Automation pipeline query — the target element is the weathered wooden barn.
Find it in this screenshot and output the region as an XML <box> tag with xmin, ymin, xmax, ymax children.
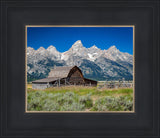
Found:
<box><xmin>32</xmin><ymin>66</ymin><xmax>97</xmax><ymax>89</ymax></box>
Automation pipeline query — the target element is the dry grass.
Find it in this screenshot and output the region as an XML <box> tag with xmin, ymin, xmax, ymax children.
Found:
<box><xmin>27</xmin><ymin>84</ymin><xmax>32</xmax><ymax>89</ymax></box>
<box><xmin>27</xmin><ymin>84</ymin><xmax>133</xmax><ymax>98</ymax></box>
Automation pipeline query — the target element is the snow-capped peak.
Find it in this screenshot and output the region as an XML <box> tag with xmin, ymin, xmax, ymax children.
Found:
<box><xmin>27</xmin><ymin>47</ymin><xmax>35</xmax><ymax>55</ymax></box>
<box><xmin>47</xmin><ymin>45</ymin><xmax>57</xmax><ymax>51</ymax></box>
<box><xmin>27</xmin><ymin>41</ymin><xmax>133</xmax><ymax>65</ymax></box>
<box><xmin>87</xmin><ymin>45</ymin><xmax>102</xmax><ymax>56</ymax></box>
<box><xmin>36</xmin><ymin>47</ymin><xmax>46</xmax><ymax>54</ymax></box>
<box><xmin>71</xmin><ymin>40</ymin><xmax>83</xmax><ymax>49</ymax></box>
<box><xmin>27</xmin><ymin>47</ymin><xmax>35</xmax><ymax>51</ymax></box>
<box><xmin>102</xmin><ymin>45</ymin><xmax>133</xmax><ymax>64</ymax></box>
<box><xmin>46</xmin><ymin>45</ymin><xmax>61</xmax><ymax>60</ymax></box>
<box><xmin>90</xmin><ymin>45</ymin><xmax>98</xmax><ymax>49</ymax></box>
<box><xmin>37</xmin><ymin>47</ymin><xmax>45</xmax><ymax>51</ymax></box>
<box><xmin>107</xmin><ymin>45</ymin><xmax>119</xmax><ymax>51</ymax></box>
<box><xmin>27</xmin><ymin>47</ymin><xmax>34</xmax><ymax>50</ymax></box>
<box><xmin>74</xmin><ymin>40</ymin><xmax>82</xmax><ymax>44</ymax></box>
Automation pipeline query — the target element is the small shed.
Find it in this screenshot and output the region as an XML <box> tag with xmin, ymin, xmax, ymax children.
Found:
<box><xmin>32</xmin><ymin>66</ymin><xmax>97</xmax><ymax>89</ymax></box>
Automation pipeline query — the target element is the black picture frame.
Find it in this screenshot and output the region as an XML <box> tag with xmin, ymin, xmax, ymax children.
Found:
<box><xmin>0</xmin><ymin>0</ymin><xmax>159</xmax><ymax>137</ymax></box>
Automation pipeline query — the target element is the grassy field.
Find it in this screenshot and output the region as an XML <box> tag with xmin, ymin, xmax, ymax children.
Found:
<box><xmin>27</xmin><ymin>84</ymin><xmax>133</xmax><ymax>112</ymax></box>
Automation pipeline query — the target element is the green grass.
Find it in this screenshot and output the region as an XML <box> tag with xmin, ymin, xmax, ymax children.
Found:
<box><xmin>27</xmin><ymin>85</ymin><xmax>133</xmax><ymax>111</ymax></box>
<box><xmin>27</xmin><ymin>85</ymin><xmax>132</xmax><ymax>96</ymax></box>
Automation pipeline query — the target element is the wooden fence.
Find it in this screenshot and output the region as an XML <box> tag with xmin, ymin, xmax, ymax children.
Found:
<box><xmin>98</xmin><ymin>80</ymin><xmax>133</xmax><ymax>89</ymax></box>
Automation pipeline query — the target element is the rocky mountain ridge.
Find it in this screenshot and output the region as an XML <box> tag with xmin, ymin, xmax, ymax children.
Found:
<box><xmin>27</xmin><ymin>40</ymin><xmax>133</xmax><ymax>82</ymax></box>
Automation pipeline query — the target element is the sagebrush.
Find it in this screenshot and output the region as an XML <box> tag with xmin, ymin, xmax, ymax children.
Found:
<box><xmin>27</xmin><ymin>90</ymin><xmax>133</xmax><ymax>111</ymax></box>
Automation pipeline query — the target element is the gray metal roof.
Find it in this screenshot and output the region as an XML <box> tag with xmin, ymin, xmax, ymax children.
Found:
<box><xmin>32</xmin><ymin>77</ymin><xmax>63</xmax><ymax>83</ymax></box>
<box><xmin>84</xmin><ymin>78</ymin><xmax>97</xmax><ymax>82</ymax></box>
<box><xmin>48</xmin><ymin>66</ymin><xmax>76</xmax><ymax>78</ymax></box>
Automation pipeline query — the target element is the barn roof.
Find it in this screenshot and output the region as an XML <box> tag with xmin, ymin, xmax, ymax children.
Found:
<box><xmin>48</xmin><ymin>66</ymin><xmax>79</xmax><ymax>78</ymax></box>
<box><xmin>32</xmin><ymin>77</ymin><xmax>61</xmax><ymax>83</ymax></box>
<box><xmin>32</xmin><ymin>66</ymin><xmax>97</xmax><ymax>84</ymax></box>
<box><xmin>84</xmin><ymin>78</ymin><xmax>97</xmax><ymax>83</ymax></box>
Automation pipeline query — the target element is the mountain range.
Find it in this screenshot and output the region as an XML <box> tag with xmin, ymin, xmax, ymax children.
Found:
<box><xmin>27</xmin><ymin>40</ymin><xmax>133</xmax><ymax>82</ymax></box>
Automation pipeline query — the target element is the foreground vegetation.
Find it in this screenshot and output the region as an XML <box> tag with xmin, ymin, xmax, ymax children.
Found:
<box><xmin>27</xmin><ymin>85</ymin><xmax>133</xmax><ymax>111</ymax></box>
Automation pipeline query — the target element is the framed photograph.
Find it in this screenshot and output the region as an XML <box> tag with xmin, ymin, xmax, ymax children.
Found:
<box><xmin>26</xmin><ymin>25</ymin><xmax>135</xmax><ymax>113</ymax></box>
<box><xmin>1</xmin><ymin>0</ymin><xmax>159</xmax><ymax>137</ymax></box>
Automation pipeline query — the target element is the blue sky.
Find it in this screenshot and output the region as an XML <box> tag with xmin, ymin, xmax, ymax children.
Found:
<box><xmin>27</xmin><ymin>27</ymin><xmax>133</xmax><ymax>55</ymax></box>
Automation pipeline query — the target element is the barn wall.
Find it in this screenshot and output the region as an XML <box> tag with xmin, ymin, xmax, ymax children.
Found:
<box><xmin>32</xmin><ymin>83</ymin><xmax>53</xmax><ymax>89</ymax></box>
<box><xmin>84</xmin><ymin>79</ymin><xmax>97</xmax><ymax>86</ymax></box>
<box><xmin>69</xmin><ymin>70</ymin><xmax>84</xmax><ymax>85</ymax></box>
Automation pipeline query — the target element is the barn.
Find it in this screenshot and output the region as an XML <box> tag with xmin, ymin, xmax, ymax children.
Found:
<box><xmin>32</xmin><ymin>66</ymin><xmax>97</xmax><ymax>89</ymax></box>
